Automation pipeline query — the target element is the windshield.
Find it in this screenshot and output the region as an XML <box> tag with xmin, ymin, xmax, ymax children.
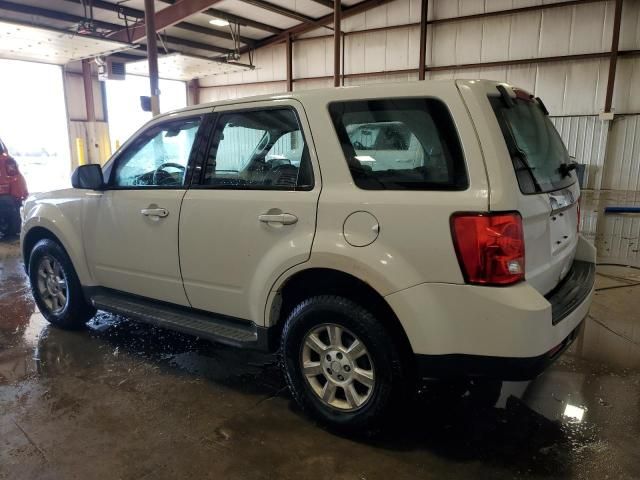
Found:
<box><xmin>0</xmin><ymin>138</ymin><xmax>6</xmax><ymax>155</ymax></box>
<box><xmin>489</xmin><ymin>94</ymin><xmax>575</xmax><ymax>194</ymax></box>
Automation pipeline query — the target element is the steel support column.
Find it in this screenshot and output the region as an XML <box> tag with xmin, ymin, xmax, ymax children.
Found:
<box><xmin>144</xmin><ymin>0</ymin><xmax>161</xmax><ymax>115</ymax></box>
<box><xmin>604</xmin><ymin>0</ymin><xmax>623</xmax><ymax>113</ymax></box>
<box><xmin>188</xmin><ymin>79</ymin><xmax>200</xmax><ymax>106</ymax></box>
<box><xmin>286</xmin><ymin>33</ymin><xmax>293</xmax><ymax>92</ymax></box>
<box><xmin>333</xmin><ymin>0</ymin><xmax>341</xmax><ymax>87</ymax></box>
<box><xmin>81</xmin><ymin>59</ymin><xmax>96</xmax><ymax>122</ymax></box>
<box><xmin>418</xmin><ymin>0</ymin><xmax>427</xmax><ymax>80</ymax></box>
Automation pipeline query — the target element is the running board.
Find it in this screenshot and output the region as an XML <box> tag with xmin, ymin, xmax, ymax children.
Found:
<box><xmin>87</xmin><ymin>288</ymin><xmax>269</xmax><ymax>350</ymax></box>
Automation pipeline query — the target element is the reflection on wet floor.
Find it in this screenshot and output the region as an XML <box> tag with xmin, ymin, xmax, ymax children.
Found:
<box><xmin>1</xmin><ymin>190</ymin><xmax>639</xmax><ymax>479</ymax></box>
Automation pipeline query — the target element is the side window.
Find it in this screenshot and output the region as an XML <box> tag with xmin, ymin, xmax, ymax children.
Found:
<box><xmin>113</xmin><ymin>117</ymin><xmax>201</xmax><ymax>187</ymax></box>
<box><xmin>202</xmin><ymin>108</ymin><xmax>313</xmax><ymax>190</ymax></box>
<box><xmin>329</xmin><ymin>99</ymin><xmax>467</xmax><ymax>191</ymax></box>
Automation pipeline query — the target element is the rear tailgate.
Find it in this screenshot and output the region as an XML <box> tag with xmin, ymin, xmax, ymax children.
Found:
<box><xmin>457</xmin><ymin>80</ymin><xmax>580</xmax><ymax>295</ymax></box>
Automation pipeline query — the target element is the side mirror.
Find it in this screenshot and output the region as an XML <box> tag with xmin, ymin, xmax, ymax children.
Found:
<box><xmin>71</xmin><ymin>164</ymin><xmax>104</xmax><ymax>190</ymax></box>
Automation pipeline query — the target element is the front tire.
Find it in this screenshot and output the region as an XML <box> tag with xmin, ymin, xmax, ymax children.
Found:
<box><xmin>28</xmin><ymin>239</ymin><xmax>96</xmax><ymax>329</ymax></box>
<box><xmin>281</xmin><ymin>295</ymin><xmax>410</xmax><ymax>431</ymax></box>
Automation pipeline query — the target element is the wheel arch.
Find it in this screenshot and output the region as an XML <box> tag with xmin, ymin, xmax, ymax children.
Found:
<box><xmin>21</xmin><ymin>221</ymin><xmax>92</xmax><ymax>286</ymax></box>
<box><xmin>268</xmin><ymin>267</ymin><xmax>414</xmax><ymax>359</ymax></box>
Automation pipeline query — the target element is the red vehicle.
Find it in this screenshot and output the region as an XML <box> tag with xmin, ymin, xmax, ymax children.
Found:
<box><xmin>0</xmin><ymin>137</ymin><xmax>28</xmax><ymax>237</ymax></box>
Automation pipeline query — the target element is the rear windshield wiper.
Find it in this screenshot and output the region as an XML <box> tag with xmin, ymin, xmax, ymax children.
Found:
<box><xmin>558</xmin><ymin>161</ymin><xmax>577</xmax><ymax>178</ymax></box>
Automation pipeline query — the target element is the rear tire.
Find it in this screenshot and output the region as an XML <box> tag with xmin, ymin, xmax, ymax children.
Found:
<box><xmin>28</xmin><ymin>239</ymin><xmax>96</xmax><ymax>329</ymax></box>
<box><xmin>281</xmin><ymin>295</ymin><xmax>411</xmax><ymax>432</ymax></box>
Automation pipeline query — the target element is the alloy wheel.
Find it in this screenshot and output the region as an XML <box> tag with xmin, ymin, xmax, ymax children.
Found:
<box><xmin>36</xmin><ymin>255</ymin><xmax>69</xmax><ymax>314</ymax></box>
<box><xmin>300</xmin><ymin>323</ymin><xmax>375</xmax><ymax>411</ymax></box>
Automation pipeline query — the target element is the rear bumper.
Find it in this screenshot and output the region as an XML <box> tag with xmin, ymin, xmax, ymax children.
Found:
<box><xmin>415</xmin><ymin>321</ymin><xmax>583</xmax><ymax>381</ymax></box>
<box><xmin>385</xmin><ymin>235</ymin><xmax>596</xmax><ymax>381</ymax></box>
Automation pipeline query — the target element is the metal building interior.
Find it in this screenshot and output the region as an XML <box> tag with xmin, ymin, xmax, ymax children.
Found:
<box><xmin>0</xmin><ymin>0</ymin><xmax>640</xmax><ymax>478</ymax></box>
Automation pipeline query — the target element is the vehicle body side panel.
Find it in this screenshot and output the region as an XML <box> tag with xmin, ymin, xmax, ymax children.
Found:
<box><xmin>179</xmin><ymin>99</ymin><xmax>322</xmax><ymax>324</ymax></box>
<box><xmin>265</xmin><ymin>82</ymin><xmax>490</xmax><ymax>325</ymax></box>
<box><xmin>21</xmin><ymin>190</ymin><xmax>95</xmax><ymax>286</ymax></box>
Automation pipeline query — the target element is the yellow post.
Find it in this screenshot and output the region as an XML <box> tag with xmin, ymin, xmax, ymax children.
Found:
<box><xmin>75</xmin><ymin>137</ymin><xmax>87</xmax><ymax>166</ymax></box>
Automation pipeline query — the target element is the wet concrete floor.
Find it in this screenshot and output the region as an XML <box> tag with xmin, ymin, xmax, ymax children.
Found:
<box><xmin>1</xmin><ymin>190</ymin><xmax>640</xmax><ymax>479</ymax></box>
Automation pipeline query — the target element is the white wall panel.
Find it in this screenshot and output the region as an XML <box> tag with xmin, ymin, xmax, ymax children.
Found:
<box><xmin>570</xmin><ymin>2</ymin><xmax>609</xmax><ymax>54</ymax></box>
<box><xmin>199</xmin><ymin>82</ymin><xmax>286</xmax><ymax>103</ymax></box>
<box><xmin>431</xmin><ymin>22</ymin><xmax>457</xmax><ymax>66</ymax></box>
<box><xmin>364</xmin><ymin>31</ymin><xmax>387</xmax><ymax>72</ymax></box>
<box><xmin>508</xmin><ymin>11</ymin><xmax>542</xmax><ymax>59</ymax></box>
<box><xmin>197</xmin><ymin>0</ymin><xmax>632</xmax><ymax>119</ymax></box>
<box><xmin>563</xmin><ymin>59</ymin><xmax>607</xmax><ymax>115</ymax></box>
<box><xmin>459</xmin><ymin>0</ymin><xmax>485</xmax><ymax>16</ymax></box>
<box><xmin>294</xmin><ymin>77</ymin><xmax>333</xmax><ymax>91</ymax></box>
<box><xmin>538</xmin><ymin>6</ymin><xmax>572</xmax><ymax>56</ymax></box>
<box><xmin>505</xmin><ymin>64</ymin><xmax>537</xmax><ymax>92</ymax></box>
<box><xmin>345</xmin><ymin>34</ymin><xmax>366</xmax><ymax>73</ymax></box>
<box><xmin>385</xmin><ymin>29</ymin><xmax>410</xmax><ymax>70</ymax></box>
<box><xmin>619</xmin><ymin>0</ymin><xmax>640</xmax><ymax>50</ymax></box>
<box><xmin>603</xmin><ymin>115</ymin><xmax>640</xmax><ymax>191</ymax></box>
<box><xmin>481</xmin><ymin>16</ymin><xmax>511</xmax><ymax>62</ymax></box>
<box><xmin>455</xmin><ymin>20</ymin><xmax>482</xmax><ymax>64</ymax></box>
<box><xmin>486</xmin><ymin>0</ymin><xmax>517</xmax><ymax>12</ymax></box>
<box><xmin>345</xmin><ymin>71</ymin><xmax>419</xmax><ymax>85</ymax></box>
<box><xmin>551</xmin><ymin>116</ymin><xmax>609</xmax><ymax>190</ymax></box>
<box><xmin>613</xmin><ymin>57</ymin><xmax>640</xmax><ymax>114</ymax></box>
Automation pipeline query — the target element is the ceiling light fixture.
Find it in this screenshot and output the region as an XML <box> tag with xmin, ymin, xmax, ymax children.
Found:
<box><xmin>209</xmin><ymin>18</ymin><xmax>229</xmax><ymax>27</ymax></box>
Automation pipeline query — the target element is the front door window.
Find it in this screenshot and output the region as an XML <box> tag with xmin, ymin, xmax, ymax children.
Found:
<box><xmin>113</xmin><ymin>118</ymin><xmax>201</xmax><ymax>187</ymax></box>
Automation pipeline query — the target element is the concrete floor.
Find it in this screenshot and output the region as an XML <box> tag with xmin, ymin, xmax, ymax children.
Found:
<box><xmin>1</xmin><ymin>190</ymin><xmax>639</xmax><ymax>479</ymax></box>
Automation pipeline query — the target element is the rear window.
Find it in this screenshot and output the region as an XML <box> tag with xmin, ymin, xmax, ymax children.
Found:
<box><xmin>328</xmin><ymin>99</ymin><xmax>468</xmax><ymax>190</ymax></box>
<box><xmin>489</xmin><ymin>93</ymin><xmax>575</xmax><ymax>194</ymax></box>
<box><xmin>0</xmin><ymin>138</ymin><xmax>6</xmax><ymax>155</ymax></box>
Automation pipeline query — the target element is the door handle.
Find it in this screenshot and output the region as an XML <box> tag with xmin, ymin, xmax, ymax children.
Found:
<box><xmin>258</xmin><ymin>213</ymin><xmax>298</xmax><ymax>225</ymax></box>
<box><xmin>141</xmin><ymin>208</ymin><xmax>169</xmax><ymax>218</ymax></box>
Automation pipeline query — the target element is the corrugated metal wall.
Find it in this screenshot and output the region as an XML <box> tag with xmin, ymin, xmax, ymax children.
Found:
<box><xmin>603</xmin><ymin>115</ymin><xmax>640</xmax><ymax>190</ymax></box>
<box><xmin>197</xmin><ymin>0</ymin><xmax>640</xmax><ymax>191</ymax></box>
<box><xmin>551</xmin><ymin>116</ymin><xmax>609</xmax><ymax>190</ymax></box>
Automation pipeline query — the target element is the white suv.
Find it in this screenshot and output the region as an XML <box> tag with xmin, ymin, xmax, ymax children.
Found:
<box><xmin>21</xmin><ymin>80</ymin><xmax>595</xmax><ymax>430</ymax></box>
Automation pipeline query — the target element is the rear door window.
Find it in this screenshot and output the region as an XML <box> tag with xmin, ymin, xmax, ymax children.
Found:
<box><xmin>488</xmin><ymin>93</ymin><xmax>575</xmax><ymax>194</ymax></box>
<box><xmin>328</xmin><ymin>98</ymin><xmax>467</xmax><ymax>190</ymax></box>
<box><xmin>201</xmin><ymin>108</ymin><xmax>313</xmax><ymax>190</ymax></box>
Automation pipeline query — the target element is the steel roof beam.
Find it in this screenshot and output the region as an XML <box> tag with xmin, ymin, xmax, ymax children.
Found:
<box><xmin>0</xmin><ymin>1</ymin><xmax>231</xmax><ymax>55</ymax></box>
<box><xmin>107</xmin><ymin>0</ymin><xmax>225</xmax><ymax>43</ymax></box>
<box><xmin>157</xmin><ymin>0</ymin><xmax>283</xmax><ymax>34</ymax></box>
<box><xmin>249</xmin><ymin>0</ymin><xmax>393</xmax><ymax>52</ymax></box>
<box><xmin>307</xmin><ymin>0</ymin><xmax>335</xmax><ymax>8</ymax></box>
<box><xmin>61</xmin><ymin>0</ymin><xmax>255</xmax><ymax>45</ymax></box>
<box><xmin>237</xmin><ymin>0</ymin><xmax>317</xmax><ymax>24</ymax></box>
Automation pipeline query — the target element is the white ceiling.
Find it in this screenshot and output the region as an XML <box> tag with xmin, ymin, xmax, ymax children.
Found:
<box><xmin>0</xmin><ymin>20</ymin><xmax>133</xmax><ymax>65</ymax></box>
<box><xmin>125</xmin><ymin>52</ymin><xmax>253</xmax><ymax>80</ymax></box>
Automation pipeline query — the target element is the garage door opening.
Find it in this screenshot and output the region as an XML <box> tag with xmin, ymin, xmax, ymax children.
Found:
<box><xmin>105</xmin><ymin>75</ymin><xmax>187</xmax><ymax>153</ymax></box>
<box><xmin>0</xmin><ymin>59</ymin><xmax>71</xmax><ymax>194</ymax></box>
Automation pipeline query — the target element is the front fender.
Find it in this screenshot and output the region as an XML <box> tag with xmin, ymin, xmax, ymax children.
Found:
<box><xmin>21</xmin><ymin>195</ymin><xmax>94</xmax><ymax>286</ymax></box>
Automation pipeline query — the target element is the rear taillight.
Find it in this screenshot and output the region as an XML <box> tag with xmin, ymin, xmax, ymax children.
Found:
<box><xmin>4</xmin><ymin>158</ymin><xmax>19</xmax><ymax>176</ymax></box>
<box><xmin>576</xmin><ymin>200</ymin><xmax>581</xmax><ymax>233</ymax></box>
<box><xmin>451</xmin><ymin>212</ymin><xmax>525</xmax><ymax>286</ymax></box>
